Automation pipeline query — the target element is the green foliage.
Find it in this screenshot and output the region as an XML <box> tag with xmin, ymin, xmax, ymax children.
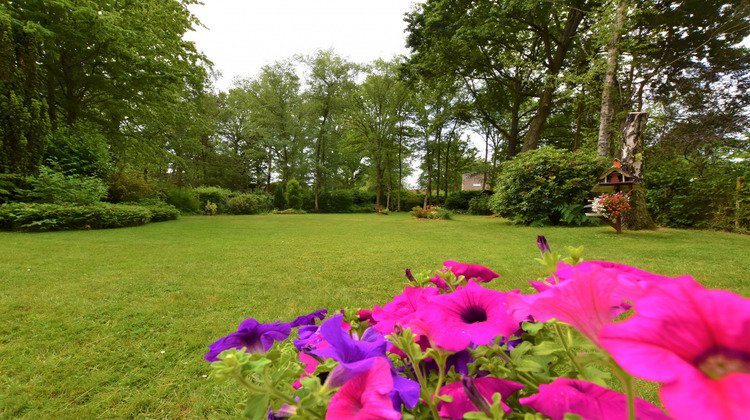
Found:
<box><xmin>490</xmin><ymin>148</ymin><xmax>605</xmax><ymax>225</ymax></box>
<box><xmin>204</xmin><ymin>201</ymin><xmax>218</xmax><ymax>216</ymax></box>
<box><xmin>468</xmin><ymin>194</ymin><xmax>493</xmax><ymax>215</ymax></box>
<box><xmin>444</xmin><ymin>190</ymin><xmax>484</xmax><ymax>211</ymax></box>
<box><xmin>0</xmin><ymin>13</ymin><xmax>50</xmax><ymax>176</ymax></box>
<box><xmin>272</xmin><ymin>185</ymin><xmax>287</xmax><ymax>211</ymax></box>
<box><xmin>106</xmin><ymin>171</ymin><xmax>159</xmax><ymax>203</ymax></box>
<box><xmin>286</xmin><ymin>179</ymin><xmax>304</xmax><ymax>210</ymax></box>
<box><xmin>0</xmin><ymin>202</ymin><xmax>177</xmax><ymax>231</ymax></box>
<box><xmin>44</xmin><ymin>125</ymin><xmax>111</xmax><ymax>177</ymax></box>
<box><xmin>398</xmin><ymin>190</ymin><xmax>425</xmax><ymax>211</ymax></box>
<box><xmin>193</xmin><ymin>186</ymin><xmax>233</xmax><ymax>213</ymax></box>
<box><xmin>228</xmin><ymin>193</ymin><xmax>269</xmax><ymax>215</ymax></box>
<box><xmin>410</xmin><ymin>205</ymin><xmax>451</xmax><ymax>220</ymax></box>
<box><xmin>316</xmin><ymin>189</ymin><xmax>376</xmax><ymax>213</ymax></box>
<box><xmin>163</xmin><ymin>186</ymin><xmax>200</xmax><ymax>214</ymax></box>
<box><xmin>24</xmin><ymin>166</ymin><xmax>107</xmax><ymax>205</ymax></box>
<box><xmin>0</xmin><ymin>173</ymin><xmax>30</xmax><ymax>203</ymax></box>
<box><xmin>646</xmin><ymin>159</ymin><xmax>749</xmax><ymax>231</ymax></box>
<box><xmin>555</xmin><ymin>203</ymin><xmax>598</xmax><ymax>226</ymax></box>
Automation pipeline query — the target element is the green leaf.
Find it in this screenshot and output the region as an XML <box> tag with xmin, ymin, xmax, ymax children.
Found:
<box><xmin>243</xmin><ymin>393</ymin><xmax>269</xmax><ymax>420</ymax></box>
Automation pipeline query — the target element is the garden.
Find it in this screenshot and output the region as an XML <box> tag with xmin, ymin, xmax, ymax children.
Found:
<box><xmin>1</xmin><ymin>213</ymin><xmax>749</xmax><ymax>418</ymax></box>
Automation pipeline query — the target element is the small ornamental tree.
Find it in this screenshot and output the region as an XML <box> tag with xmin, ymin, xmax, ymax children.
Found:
<box><xmin>273</xmin><ymin>185</ymin><xmax>286</xmax><ymax>210</ymax></box>
<box><xmin>286</xmin><ymin>178</ymin><xmax>303</xmax><ymax>210</ymax></box>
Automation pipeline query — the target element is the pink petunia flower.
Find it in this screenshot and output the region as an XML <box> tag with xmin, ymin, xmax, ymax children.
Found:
<box><xmin>372</xmin><ymin>286</ymin><xmax>440</xmax><ymax>336</ymax></box>
<box><xmin>437</xmin><ymin>376</ymin><xmax>524</xmax><ymax>419</ymax></box>
<box><xmin>326</xmin><ymin>357</ymin><xmax>401</xmax><ymax>420</ymax></box>
<box><xmin>416</xmin><ymin>280</ymin><xmax>519</xmax><ymax>352</ymax></box>
<box><xmin>598</xmin><ymin>279</ymin><xmax>750</xmax><ymax>420</ymax></box>
<box><xmin>519</xmin><ymin>378</ymin><xmax>670</xmax><ymax>420</ymax></box>
<box><xmin>443</xmin><ymin>260</ymin><xmax>500</xmax><ymax>283</ymax></box>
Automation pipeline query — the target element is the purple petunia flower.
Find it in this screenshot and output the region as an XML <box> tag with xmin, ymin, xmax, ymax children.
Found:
<box><xmin>536</xmin><ymin>235</ymin><xmax>551</xmax><ymax>255</ymax></box>
<box><xmin>290</xmin><ymin>309</ymin><xmax>328</xmax><ymax>328</ymax></box>
<box><xmin>204</xmin><ymin>318</ymin><xmax>291</xmax><ymax>362</ymax></box>
<box><xmin>519</xmin><ymin>378</ymin><xmax>670</xmax><ymax>420</ymax></box>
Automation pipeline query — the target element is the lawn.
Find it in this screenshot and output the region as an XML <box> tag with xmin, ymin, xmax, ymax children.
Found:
<box><xmin>1</xmin><ymin>213</ymin><xmax>748</xmax><ymax>418</ymax></box>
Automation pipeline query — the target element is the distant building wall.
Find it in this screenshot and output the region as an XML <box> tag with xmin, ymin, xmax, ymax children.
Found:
<box><xmin>461</xmin><ymin>173</ymin><xmax>485</xmax><ymax>191</ymax></box>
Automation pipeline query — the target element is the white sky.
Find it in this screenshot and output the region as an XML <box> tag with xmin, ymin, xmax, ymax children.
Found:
<box><xmin>185</xmin><ymin>0</ymin><xmax>424</xmax><ymax>91</ymax></box>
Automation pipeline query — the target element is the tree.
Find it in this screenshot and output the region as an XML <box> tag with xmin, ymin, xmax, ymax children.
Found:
<box><xmin>286</xmin><ymin>178</ymin><xmax>303</xmax><ymax>210</ymax></box>
<box><xmin>301</xmin><ymin>50</ymin><xmax>358</xmax><ymax>210</ymax></box>
<box><xmin>273</xmin><ymin>185</ymin><xmax>286</xmax><ymax>210</ymax></box>
<box><xmin>0</xmin><ymin>12</ymin><xmax>50</xmax><ymax>175</ymax></box>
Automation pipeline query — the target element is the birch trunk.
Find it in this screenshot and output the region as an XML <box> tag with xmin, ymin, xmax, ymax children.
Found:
<box><xmin>621</xmin><ymin>112</ymin><xmax>656</xmax><ymax>230</ymax></box>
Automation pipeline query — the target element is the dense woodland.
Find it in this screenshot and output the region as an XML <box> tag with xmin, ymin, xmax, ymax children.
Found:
<box><xmin>1</xmin><ymin>0</ymin><xmax>749</xmax><ymax>230</ymax></box>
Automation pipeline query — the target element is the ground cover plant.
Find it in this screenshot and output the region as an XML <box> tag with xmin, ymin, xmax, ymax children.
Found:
<box><xmin>1</xmin><ymin>213</ymin><xmax>749</xmax><ymax>418</ymax></box>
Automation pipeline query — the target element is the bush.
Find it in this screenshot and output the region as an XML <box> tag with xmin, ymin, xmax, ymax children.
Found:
<box><xmin>489</xmin><ymin>147</ymin><xmax>605</xmax><ymax>226</ymax></box>
<box><xmin>0</xmin><ymin>174</ymin><xmax>31</xmax><ymax>204</ymax></box>
<box><xmin>228</xmin><ymin>193</ymin><xmax>270</xmax><ymax>215</ymax></box>
<box><xmin>468</xmin><ymin>195</ymin><xmax>493</xmax><ymax>215</ymax></box>
<box><xmin>193</xmin><ymin>186</ymin><xmax>233</xmax><ymax>214</ymax></box>
<box><xmin>410</xmin><ymin>205</ymin><xmax>451</xmax><ymax>220</ymax></box>
<box><xmin>106</xmin><ymin>171</ymin><xmax>159</xmax><ymax>203</ymax></box>
<box><xmin>273</xmin><ymin>186</ymin><xmax>286</xmax><ymax>210</ymax></box>
<box><xmin>445</xmin><ymin>190</ymin><xmax>484</xmax><ymax>211</ymax></box>
<box><xmin>24</xmin><ymin>166</ymin><xmax>108</xmax><ymax>205</ymax></box>
<box><xmin>286</xmin><ymin>179</ymin><xmax>304</xmax><ymax>210</ymax></box>
<box><xmin>0</xmin><ymin>202</ymin><xmax>178</xmax><ymax>231</ymax></box>
<box><xmin>164</xmin><ymin>187</ymin><xmax>200</xmax><ymax>214</ymax></box>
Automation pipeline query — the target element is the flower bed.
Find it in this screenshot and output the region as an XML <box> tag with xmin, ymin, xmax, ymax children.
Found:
<box><xmin>204</xmin><ymin>236</ymin><xmax>749</xmax><ymax>419</ymax></box>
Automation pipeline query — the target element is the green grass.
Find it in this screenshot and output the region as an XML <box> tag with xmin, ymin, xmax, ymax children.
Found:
<box><xmin>1</xmin><ymin>213</ymin><xmax>748</xmax><ymax>418</ymax></box>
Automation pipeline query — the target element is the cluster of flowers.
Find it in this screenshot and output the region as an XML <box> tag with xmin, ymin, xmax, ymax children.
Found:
<box><xmin>410</xmin><ymin>205</ymin><xmax>444</xmax><ymax>220</ymax></box>
<box><xmin>591</xmin><ymin>192</ymin><xmax>631</xmax><ymax>219</ymax></box>
<box><xmin>205</xmin><ymin>236</ymin><xmax>750</xmax><ymax>420</ymax></box>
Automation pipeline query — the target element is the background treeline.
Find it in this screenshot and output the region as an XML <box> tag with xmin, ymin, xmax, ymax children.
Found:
<box><xmin>1</xmin><ymin>0</ymin><xmax>748</xmax><ymax>231</ymax></box>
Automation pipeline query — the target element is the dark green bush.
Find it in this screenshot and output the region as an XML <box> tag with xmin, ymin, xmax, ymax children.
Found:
<box><xmin>318</xmin><ymin>190</ymin><xmax>354</xmax><ymax>213</ymax></box>
<box><xmin>445</xmin><ymin>190</ymin><xmax>484</xmax><ymax>211</ymax></box>
<box><xmin>273</xmin><ymin>186</ymin><xmax>286</xmax><ymax>210</ymax></box>
<box><xmin>0</xmin><ymin>174</ymin><xmax>30</xmax><ymax>204</ymax></box>
<box><xmin>286</xmin><ymin>179</ymin><xmax>304</xmax><ymax>210</ymax></box>
<box><xmin>192</xmin><ymin>186</ymin><xmax>233</xmax><ymax>214</ymax></box>
<box><xmin>468</xmin><ymin>195</ymin><xmax>493</xmax><ymax>215</ymax></box>
<box><xmin>164</xmin><ymin>187</ymin><xmax>200</xmax><ymax>214</ymax></box>
<box><xmin>489</xmin><ymin>147</ymin><xmax>605</xmax><ymax>226</ymax></box>
<box><xmin>24</xmin><ymin>166</ymin><xmax>108</xmax><ymax>205</ymax></box>
<box><xmin>0</xmin><ymin>202</ymin><xmax>180</xmax><ymax>231</ymax></box>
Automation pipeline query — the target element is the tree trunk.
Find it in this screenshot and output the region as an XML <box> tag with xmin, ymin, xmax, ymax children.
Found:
<box><xmin>597</xmin><ymin>0</ymin><xmax>627</xmax><ymax>157</ymax></box>
<box><xmin>398</xmin><ymin>130</ymin><xmax>403</xmax><ymax>212</ymax></box>
<box><xmin>621</xmin><ymin>112</ymin><xmax>656</xmax><ymax>230</ymax></box>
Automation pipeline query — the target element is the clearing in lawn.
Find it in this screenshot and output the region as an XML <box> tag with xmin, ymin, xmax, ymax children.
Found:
<box><xmin>1</xmin><ymin>213</ymin><xmax>748</xmax><ymax>418</ymax></box>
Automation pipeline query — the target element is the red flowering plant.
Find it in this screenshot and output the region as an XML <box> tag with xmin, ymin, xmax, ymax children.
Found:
<box><xmin>592</xmin><ymin>191</ymin><xmax>631</xmax><ymax>219</ymax></box>
<box><xmin>205</xmin><ymin>236</ymin><xmax>750</xmax><ymax>420</ymax></box>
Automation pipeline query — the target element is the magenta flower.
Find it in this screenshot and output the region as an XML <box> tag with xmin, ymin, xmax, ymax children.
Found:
<box><xmin>519</xmin><ymin>378</ymin><xmax>670</xmax><ymax>420</ymax></box>
<box><xmin>326</xmin><ymin>358</ymin><xmax>401</xmax><ymax>420</ymax></box>
<box><xmin>536</xmin><ymin>235</ymin><xmax>551</xmax><ymax>255</ymax></box>
<box><xmin>416</xmin><ymin>280</ymin><xmax>519</xmax><ymax>352</ymax></box>
<box><xmin>443</xmin><ymin>260</ymin><xmax>500</xmax><ymax>283</ymax></box>
<box><xmin>372</xmin><ymin>285</ymin><xmax>440</xmax><ymax>336</ymax></box>
<box><xmin>204</xmin><ymin>318</ymin><xmax>291</xmax><ymax>362</ymax></box>
<box><xmin>598</xmin><ymin>279</ymin><xmax>750</xmax><ymax>420</ymax></box>
<box><xmin>437</xmin><ymin>376</ymin><xmax>524</xmax><ymax>419</ymax></box>
<box><xmin>508</xmin><ymin>264</ymin><xmax>624</xmax><ymax>345</ymax></box>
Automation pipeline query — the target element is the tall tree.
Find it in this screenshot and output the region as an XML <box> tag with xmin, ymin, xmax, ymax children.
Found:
<box><xmin>0</xmin><ymin>12</ymin><xmax>50</xmax><ymax>175</ymax></box>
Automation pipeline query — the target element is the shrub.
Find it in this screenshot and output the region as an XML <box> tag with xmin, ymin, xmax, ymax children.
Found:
<box><xmin>286</xmin><ymin>179</ymin><xmax>303</xmax><ymax>210</ymax></box>
<box><xmin>205</xmin><ymin>201</ymin><xmax>218</xmax><ymax>216</ymax></box>
<box><xmin>24</xmin><ymin>166</ymin><xmax>108</xmax><ymax>205</ymax></box>
<box><xmin>193</xmin><ymin>186</ymin><xmax>233</xmax><ymax>213</ymax></box>
<box><xmin>445</xmin><ymin>190</ymin><xmax>484</xmax><ymax>211</ymax></box>
<box><xmin>273</xmin><ymin>186</ymin><xmax>286</xmax><ymax>210</ymax></box>
<box><xmin>410</xmin><ymin>205</ymin><xmax>451</xmax><ymax>220</ymax></box>
<box><xmin>0</xmin><ymin>174</ymin><xmax>31</xmax><ymax>204</ymax></box>
<box><xmin>489</xmin><ymin>147</ymin><xmax>605</xmax><ymax>226</ymax></box>
<box><xmin>0</xmin><ymin>202</ymin><xmax>178</xmax><ymax>231</ymax></box>
<box><xmin>318</xmin><ymin>190</ymin><xmax>354</xmax><ymax>213</ymax></box>
<box><xmin>106</xmin><ymin>171</ymin><xmax>159</xmax><ymax>203</ymax></box>
<box><xmin>227</xmin><ymin>193</ymin><xmax>269</xmax><ymax>215</ymax></box>
<box><xmin>436</xmin><ymin>208</ymin><xmax>453</xmax><ymax>220</ymax></box>
<box><xmin>468</xmin><ymin>195</ymin><xmax>493</xmax><ymax>215</ymax></box>
<box><xmin>164</xmin><ymin>187</ymin><xmax>200</xmax><ymax>214</ymax></box>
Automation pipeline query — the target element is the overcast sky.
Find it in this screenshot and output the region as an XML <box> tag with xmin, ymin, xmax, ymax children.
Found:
<box><xmin>185</xmin><ymin>0</ymin><xmax>424</xmax><ymax>91</ymax></box>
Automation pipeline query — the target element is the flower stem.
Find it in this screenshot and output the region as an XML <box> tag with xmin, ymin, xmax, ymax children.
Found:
<box><xmin>612</xmin><ymin>364</ymin><xmax>636</xmax><ymax>420</ymax></box>
<box><xmin>497</xmin><ymin>348</ymin><xmax>539</xmax><ymax>391</ymax></box>
<box><xmin>553</xmin><ymin>323</ymin><xmax>590</xmax><ymax>381</ymax></box>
